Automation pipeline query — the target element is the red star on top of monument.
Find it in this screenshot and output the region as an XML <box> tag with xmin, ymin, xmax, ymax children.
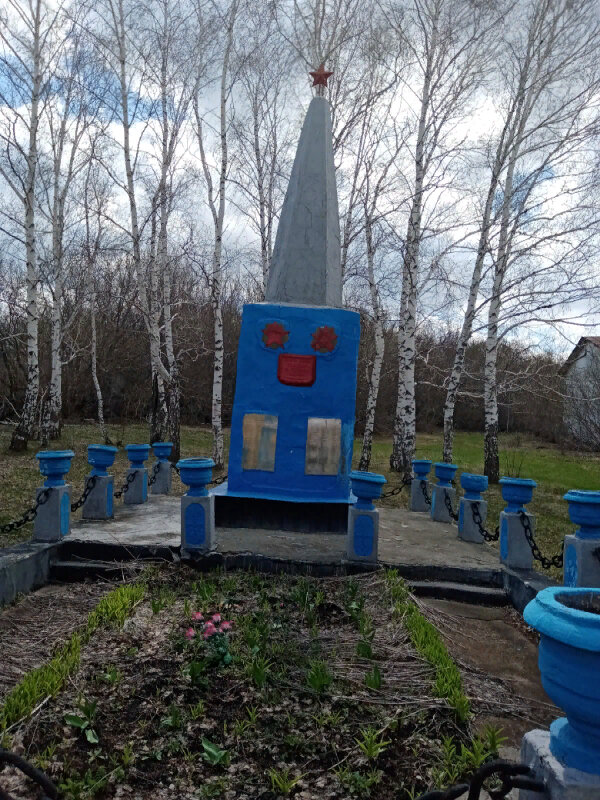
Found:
<box><xmin>309</xmin><ymin>63</ymin><xmax>333</xmax><ymax>89</ymax></box>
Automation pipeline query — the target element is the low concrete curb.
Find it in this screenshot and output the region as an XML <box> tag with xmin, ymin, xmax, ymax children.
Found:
<box><xmin>0</xmin><ymin>540</ymin><xmax>60</xmax><ymax>607</ymax></box>
<box><xmin>2</xmin><ymin>535</ymin><xmax>558</xmax><ymax>613</ymax></box>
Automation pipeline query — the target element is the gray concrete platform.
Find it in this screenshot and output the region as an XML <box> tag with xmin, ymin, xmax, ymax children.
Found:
<box><xmin>64</xmin><ymin>495</ymin><xmax>502</xmax><ymax>576</ymax></box>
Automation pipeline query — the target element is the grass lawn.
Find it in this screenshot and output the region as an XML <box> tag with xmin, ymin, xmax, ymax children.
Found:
<box><xmin>2</xmin><ymin>423</ymin><xmax>599</xmax><ymax>580</ymax></box>
<box><xmin>0</xmin><ymin>568</ymin><xmax>511</xmax><ymax>800</ymax></box>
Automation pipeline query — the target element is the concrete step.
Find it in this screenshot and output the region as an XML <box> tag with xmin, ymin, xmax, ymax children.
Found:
<box><xmin>50</xmin><ymin>558</ymin><xmax>155</xmax><ymax>582</ymax></box>
<box><xmin>408</xmin><ymin>579</ymin><xmax>510</xmax><ymax>606</ymax></box>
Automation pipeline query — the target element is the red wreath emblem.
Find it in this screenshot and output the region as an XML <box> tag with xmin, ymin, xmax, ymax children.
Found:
<box><xmin>311</xmin><ymin>325</ymin><xmax>337</xmax><ymax>353</ymax></box>
<box><xmin>262</xmin><ymin>321</ymin><xmax>289</xmax><ymax>349</ymax></box>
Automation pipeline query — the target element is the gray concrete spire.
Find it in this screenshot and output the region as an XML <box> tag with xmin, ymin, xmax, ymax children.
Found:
<box><xmin>265</xmin><ymin>95</ymin><xmax>342</xmax><ymax>307</ymax></box>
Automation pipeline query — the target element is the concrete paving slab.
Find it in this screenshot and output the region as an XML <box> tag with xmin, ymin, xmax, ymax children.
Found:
<box><xmin>66</xmin><ymin>496</ymin><xmax>502</xmax><ymax>573</ymax></box>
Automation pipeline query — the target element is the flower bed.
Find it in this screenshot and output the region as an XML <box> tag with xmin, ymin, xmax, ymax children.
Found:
<box><xmin>1</xmin><ymin>568</ymin><xmax>506</xmax><ymax>799</ymax></box>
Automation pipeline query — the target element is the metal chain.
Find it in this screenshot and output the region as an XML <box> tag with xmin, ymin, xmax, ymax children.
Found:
<box><xmin>170</xmin><ymin>462</ymin><xmax>180</xmax><ymax>476</ymax></box>
<box><xmin>381</xmin><ymin>476</ymin><xmax>412</xmax><ymax>498</ymax></box>
<box><xmin>147</xmin><ymin>461</ymin><xmax>161</xmax><ymax>487</ymax></box>
<box><xmin>416</xmin><ymin>759</ymin><xmax>545</xmax><ymax>800</ymax></box>
<box><xmin>443</xmin><ymin>489</ymin><xmax>459</xmax><ymax>522</ymax></box>
<box><xmin>114</xmin><ymin>471</ymin><xmax>137</xmax><ymax>499</ymax></box>
<box><xmin>0</xmin><ymin>749</ymin><xmax>58</xmax><ymax>800</ymax></box>
<box><xmin>420</xmin><ymin>479</ymin><xmax>431</xmax><ymax>507</ymax></box>
<box><xmin>471</xmin><ymin>501</ymin><xmax>500</xmax><ymax>542</ymax></box>
<box><xmin>208</xmin><ymin>473</ymin><xmax>228</xmax><ymax>487</ymax></box>
<box><xmin>518</xmin><ymin>510</ymin><xmax>563</xmax><ymax>569</ymax></box>
<box><xmin>0</xmin><ymin>488</ymin><xmax>51</xmax><ymax>535</ymax></box>
<box><xmin>70</xmin><ymin>475</ymin><xmax>98</xmax><ymax>512</ymax></box>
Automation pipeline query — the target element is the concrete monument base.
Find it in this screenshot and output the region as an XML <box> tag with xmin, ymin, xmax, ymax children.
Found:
<box><xmin>562</xmin><ymin>534</ymin><xmax>600</xmax><ymax>587</ymax></box>
<box><xmin>33</xmin><ymin>485</ymin><xmax>71</xmax><ymax>542</ymax></box>
<box><xmin>410</xmin><ymin>479</ymin><xmax>430</xmax><ymax>512</ymax></box>
<box><xmin>500</xmin><ymin>510</ymin><xmax>534</xmax><ymax>569</ymax></box>
<box><xmin>181</xmin><ymin>495</ymin><xmax>215</xmax><ymax>555</ymax></box>
<box><xmin>124</xmin><ymin>468</ymin><xmax>147</xmax><ymax>505</ymax></box>
<box><xmin>430</xmin><ymin>485</ymin><xmax>456</xmax><ymax>524</ymax></box>
<box><xmin>82</xmin><ymin>475</ymin><xmax>114</xmax><ymax>520</ymax></box>
<box><xmin>347</xmin><ymin>507</ymin><xmax>379</xmax><ymax>563</ymax></box>
<box><xmin>151</xmin><ymin>461</ymin><xmax>172</xmax><ymax>495</ymax></box>
<box><xmin>458</xmin><ymin>498</ymin><xmax>486</xmax><ymax>543</ymax></box>
<box><xmin>520</xmin><ymin>729</ymin><xmax>600</xmax><ymax>799</ymax></box>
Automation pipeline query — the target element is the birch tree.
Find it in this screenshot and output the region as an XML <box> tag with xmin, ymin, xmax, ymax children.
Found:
<box><xmin>442</xmin><ymin>0</ymin><xmax>600</xmax><ymax>468</ymax></box>
<box><xmin>192</xmin><ymin>0</ymin><xmax>240</xmax><ymax>469</ymax></box>
<box><xmin>477</xmin><ymin>0</ymin><xmax>600</xmax><ymax>480</ymax></box>
<box><xmin>384</xmin><ymin>0</ymin><xmax>502</xmax><ymax>476</ymax></box>
<box><xmin>230</xmin><ymin>11</ymin><xmax>293</xmax><ymax>294</ymax></box>
<box><xmin>0</xmin><ymin>0</ymin><xmax>63</xmax><ymax>450</ymax></box>
<box><xmin>37</xmin><ymin>13</ymin><xmax>105</xmax><ymax>441</ymax></box>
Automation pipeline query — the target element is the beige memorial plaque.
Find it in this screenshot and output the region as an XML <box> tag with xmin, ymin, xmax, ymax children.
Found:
<box><xmin>242</xmin><ymin>413</ymin><xmax>278</xmax><ymax>471</ymax></box>
<box><xmin>305</xmin><ymin>417</ymin><xmax>341</xmax><ymax>475</ymax></box>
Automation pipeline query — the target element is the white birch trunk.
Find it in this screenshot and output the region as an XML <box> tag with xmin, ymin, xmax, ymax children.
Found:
<box><xmin>90</xmin><ymin>289</ymin><xmax>109</xmax><ymax>444</ymax></box>
<box><xmin>10</xmin><ymin>0</ymin><xmax>42</xmax><ymax>450</ymax></box>
<box><xmin>390</xmin><ymin>74</ymin><xmax>431</xmax><ymax>476</ymax></box>
<box><xmin>195</xmin><ymin>0</ymin><xmax>238</xmax><ymax>469</ymax></box>
<box><xmin>359</xmin><ymin>218</ymin><xmax>384</xmax><ymax>471</ymax></box>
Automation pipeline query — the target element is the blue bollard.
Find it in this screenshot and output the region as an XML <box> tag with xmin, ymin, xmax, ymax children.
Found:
<box><xmin>410</xmin><ymin>459</ymin><xmax>432</xmax><ymax>512</ymax></box>
<box><xmin>498</xmin><ymin>477</ymin><xmax>537</xmax><ymax>569</ymax></box>
<box><xmin>458</xmin><ymin>473</ymin><xmax>488</xmax><ymax>543</ymax></box>
<box><xmin>430</xmin><ymin>462</ymin><xmax>458</xmax><ymax>523</ymax></box>
<box><xmin>179</xmin><ymin>458</ymin><xmax>216</xmax><ymax>556</ymax></box>
<box><xmin>562</xmin><ymin>490</ymin><xmax>600</xmax><ymax>587</ymax></box>
<box><xmin>33</xmin><ymin>450</ymin><xmax>75</xmax><ymax>541</ymax></box>
<box><xmin>150</xmin><ymin>441</ymin><xmax>173</xmax><ymax>495</ymax></box>
<box><xmin>521</xmin><ymin>586</ymin><xmax>600</xmax><ymax>793</ymax></box>
<box><xmin>346</xmin><ymin>471</ymin><xmax>386</xmax><ymax>563</ymax></box>
<box><xmin>82</xmin><ymin>444</ymin><xmax>118</xmax><ymax>520</ymax></box>
<box><xmin>124</xmin><ymin>444</ymin><xmax>150</xmax><ymax>505</ymax></box>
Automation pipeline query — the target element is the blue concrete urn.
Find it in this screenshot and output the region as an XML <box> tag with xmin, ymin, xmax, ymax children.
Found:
<box><xmin>177</xmin><ymin>458</ymin><xmax>215</xmax><ymax>496</ymax></box>
<box><xmin>152</xmin><ymin>441</ymin><xmax>173</xmax><ymax>462</ymax></box>
<box><xmin>87</xmin><ymin>444</ymin><xmax>118</xmax><ymax>476</ymax></box>
<box><xmin>412</xmin><ymin>459</ymin><xmax>432</xmax><ymax>479</ymax></box>
<box><xmin>524</xmin><ymin>587</ymin><xmax>600</xmax><ymax>773</ymax></box>
<box><xmin>460</xmin><ymin>473</ymin><xmax>488</xmax><ymax>500</ymax></box>
<box><xmin>125</xmin><ymin>444</ymin><xmax>151</xmax><ymax>469</ymax></box>
<box><xmin>36</xmin><ymin>450</ymin><xmax>75</xmax><ymax>487</ymax></box>
<box><xmin>433</xmin><ymin>462</ymin><xmax>458</xmax><ymax>487</ymax></box>
<box><xmin>350</xmin><ymin>471</ymin><xmax>387</xmax><ymax>510</ymax></box>
<box><xmin>499</xmin><ymin>477</ymin><xmax>536</xmax><ymax>512</ymax></box>
<box><xmin>564</xmin><ymin>490</ymin><xmax>600</xmax><ymax>539</ymax></box>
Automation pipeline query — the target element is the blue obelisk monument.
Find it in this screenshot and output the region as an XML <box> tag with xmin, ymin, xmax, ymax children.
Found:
<box><xmin>213</xmin><ymin>66</ymin><xmax>360</xmax><ymax>532</ymax></box>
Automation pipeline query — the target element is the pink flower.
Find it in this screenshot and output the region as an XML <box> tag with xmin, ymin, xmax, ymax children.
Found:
<box><xmin>203</xmin><ymin>622</ymin><xmax>216</xmax><ymax>634</ymax></box>
<box><xmin>221</xmin><ymin>621</ymin><xmax>232</xmax><ymax>631</ymax></box>
<box><xmin>193</xmin><ymin>612</ymin><xmax>204</xmax><ymax>621</ymax></box>
<box><xmin>185</xmin><ymin>627</ymin><xmax>195</xmax><ymax>639</ymax></box>
<box><xmin>211</xmin><ymin>613</ymin><xmax>221</xmax><ymax>624</ymax></box>
<box><xmin>203</xmin><ymin>628</ymin><xmax>217</xmax><ymax>639</ymax></box>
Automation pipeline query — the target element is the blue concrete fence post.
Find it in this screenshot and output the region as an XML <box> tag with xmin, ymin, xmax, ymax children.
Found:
<box><xmin>562</xmin><ymin>490</ymin><xmax>600</xmax><ymax>587</ymax></box>
<box><xmin>33</xmin><ymin>450</ymin><xmax>75</xmax><ymax>541</ymax></box>
<box><xmin>346</xmin><ymin>471</ymin><xmax>386</xmax><ymax>563</ymax></box>
<box><xmin>498</xmin><ymin>477</ymin><xmax>536</xmax><ymax>569</ymax></box>
<box><xmin>410</xmin><ymin>460</ymin><xmax>432</xmax><ymax>512</ymax></box>
<box><xmin>458</xmin><ymin>473</ymin><xmax>488</xmax><ymax>543</ymax></box>
<box><xmin>179</xmin><ymin>458</ymin><xmax>216</xmax><ymax>556</ymax></box>
<box><xmin>520</xmin><ymin>587</ymin><xmax>600</xmax><ymax>798</ymax></box>
<box><xmin>124</xmin><ymin>444</ymin><xmax>150</xmax><ymax>505</ymax></box>
<box><xmin>151</xmin><ymin>442</ymin><xmax>173</xmax><ymax>495</ymax></box>
<box><xmin>82</xmin><ymin>445</ymin><xmax>118</xmax><ymax>520</ymax></box>
<box><xmin>430</xmin><ymin>462</ymin><xmax>458</xmax><ymax>523</ymax></box>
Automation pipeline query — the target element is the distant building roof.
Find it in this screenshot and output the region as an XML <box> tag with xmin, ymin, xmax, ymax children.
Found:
<box><xmin>561</xmin><ymin>336</ymin><xmax>600</xmax><ymax>375</ymax></box>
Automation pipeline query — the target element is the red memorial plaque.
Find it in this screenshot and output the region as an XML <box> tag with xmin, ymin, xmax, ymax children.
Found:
<box><xmin>277</xmin><ymin>353</ymin><xmax>316</xmax><ymax>386</ymax></box>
